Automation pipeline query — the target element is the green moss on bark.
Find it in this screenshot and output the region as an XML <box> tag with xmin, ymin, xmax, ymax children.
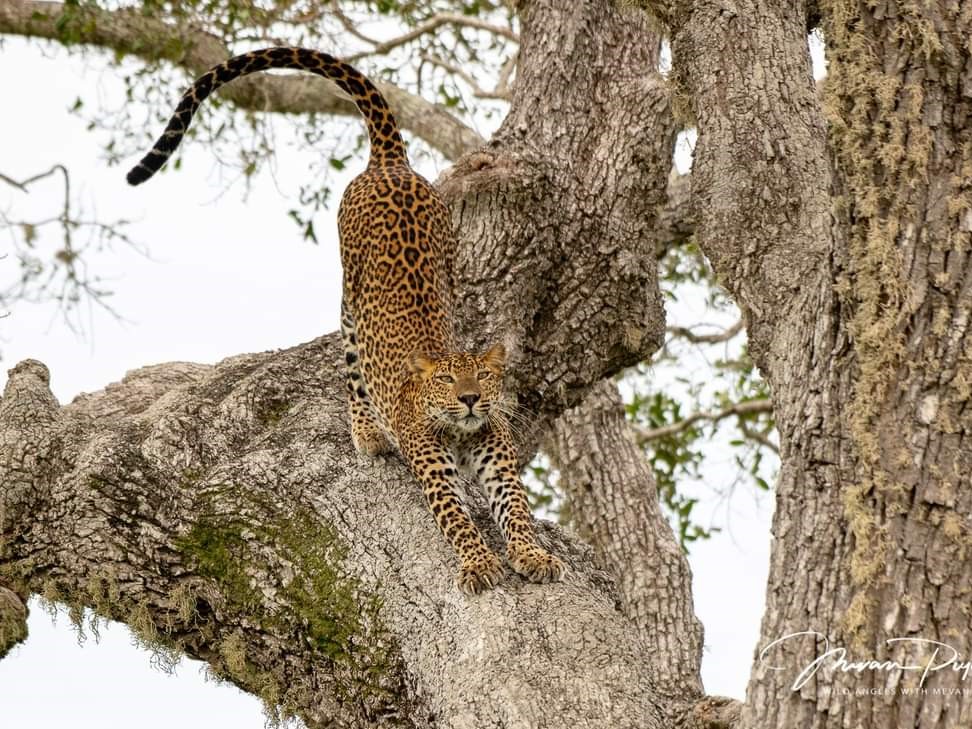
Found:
<box><xmin>822</xmin><ymin>0</ymin><xmax>968</xmax><ymax>646</ymax></box>
<box><xmin>176</xmin><ymin>501</ymin><xmax>398</xmax><ymax>717</ymax></box>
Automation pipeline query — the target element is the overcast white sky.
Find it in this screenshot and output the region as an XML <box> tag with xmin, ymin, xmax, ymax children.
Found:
<box><xmin>0</xmin><ymin>34</ymin><xmax>813</xmax><ymax>726</ymax></box>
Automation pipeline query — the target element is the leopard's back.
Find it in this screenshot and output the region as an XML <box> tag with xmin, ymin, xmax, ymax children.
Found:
<box><xmin>337</xmin><ymin>161</ymin><xmax>457</xmax><ymax>423</ymax></box>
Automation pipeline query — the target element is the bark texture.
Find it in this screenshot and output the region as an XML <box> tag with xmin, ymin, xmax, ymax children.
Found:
<box><xmin>0</xmin><ymin>352</ymin><xmax>671</xmax><ymax>728</ymax></box>
<box><xmin>438</xmin><ymin>1</ymin><xmax>672</xmax><ymax>425</ymax></box>
<box><xmin>546</xmin><ymin>380</ymin><xmax>704</xmax><ymax>701</ymax></box>
<box><xmin>657</xmin><ymin>0</ymin><xmax>972</xmax><ymax>727</ymax></box>
<box><xmin>7</xmin><ymin>0</ymin><xmax>967</xmax><ymax>725</ymax></box>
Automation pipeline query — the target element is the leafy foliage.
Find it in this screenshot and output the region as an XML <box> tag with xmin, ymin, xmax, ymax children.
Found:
<box><xmin>625</xmin><ymin>389</ymin><xmax>710</xmax><ymax>547</ymax></box>
<box><xmin>630</xmin><ymin>243</ymin><xmax>777</xmax><ymax>547</ymax></box>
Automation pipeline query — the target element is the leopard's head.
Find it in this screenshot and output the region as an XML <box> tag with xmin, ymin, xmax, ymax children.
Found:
<box><xmin>410</xmin><ymin>344</ymin><xmax>506</xmax><ymax>433</ymax></box>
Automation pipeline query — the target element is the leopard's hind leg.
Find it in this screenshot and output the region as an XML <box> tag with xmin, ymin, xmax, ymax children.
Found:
<box><xmin>341</xmin><ymin>300</ymin><xmax>391</xmax><ymax>456</ymax></box>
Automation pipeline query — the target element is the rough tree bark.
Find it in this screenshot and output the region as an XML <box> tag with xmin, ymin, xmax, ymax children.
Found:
<box><xmin>652</xmin><ymin>0</ymin><xmax>972</xmax><ymax>727</ymax></box>
<box><xmin>2</xmin><ymin>350</ymin><xmax>661</xmax><ymax>728</ymax></box>
<box><xmin>546</xmin><ymin>380</ymin><xmax>705</xmax><ymax>702</ymax></box>
<box><xmin>0</xmin><ymin>1</ymin><xmax>715</xmax><ymax>728</ymax></box>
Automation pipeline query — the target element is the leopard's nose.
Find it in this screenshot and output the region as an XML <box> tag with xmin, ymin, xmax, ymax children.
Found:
<box><xmin>459</xmin><ymin>393</ymin><xmax>480</xmax><ymax>409</ymax></box>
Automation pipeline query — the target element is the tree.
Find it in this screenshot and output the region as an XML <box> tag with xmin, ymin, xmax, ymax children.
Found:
<box><xmin>1</xmin><ymin>1</ymin><xmax>969</xmax><ymax>728</ymax></box>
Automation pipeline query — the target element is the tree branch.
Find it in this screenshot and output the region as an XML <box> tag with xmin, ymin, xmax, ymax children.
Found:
<box><xmin>0</xmin><ymin>585</ymin><xmax>28</xmax><ymax>659</ymax></box>
<box><xmin>494</xmin><ymin>52</ymin><xmax>517</xmax><ymax>99</ymax></box>
<box><xmin>0</xmin><ymin>3</ymin><xmax>719</xmax><ymax>724</ymax></box>
<box><xmin>547</xmin><ymin>380</ymin><xmax>704</xmax><ymax>700</ymax></box>
<box><xmin>632</xmin><ymin>398</ymin><xmax>773</xmax><ymax>444</ymax></box>
<box><xmin>739</xmin><ymin>420</ymin><xmax>779</xmax><ymax>456</ymax></box>
<box><xmin>0</xmin><ymin>164</ymin><xmax>136</xmax><ymax>324</ymax></box>
<box><xmin>667</xmin><ymin>319</ymin><xmax>744</xmax><ymax>345</ymax></box>
<box><xmin>0</xmin><ymin>167</ymin><xmax>69</xmax><ymax>192</ymax></box>
<box><xmin>420</xmin><ymin>52</ymin><xmax>512</xmax><ymax>100</ymax></box>
<box><xmin>656</xmin><ymin>170</ymin><xmax>694</xmax><ymax>251</ymax></box>
<box><xmin>342</xmin><ymin>10</ymin><xmax>519</xmax><ymax>63</ymax></box>
<box><xmin>0</xmin><ymin>0</ymin><xmax>484</xmax><ymax>161</ymax></box>
<box><xmin>329</xmin><ymin>1</ymin><xmax>384</xmax><ymax>48</ymax></box>
<box><xmin>0</xmin><ymin>347</ymin><xmax>669</xmax><ymax>728</ymax></box>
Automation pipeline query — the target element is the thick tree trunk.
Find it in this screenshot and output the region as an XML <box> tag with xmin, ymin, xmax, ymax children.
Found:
<box><xmin>439</xmin><ymin>0</ymin><xmax>672</xmax><ymax>424</ymax></box>
<box><xmin>659</xmin><ymin>0</ymin><xmax>972</xmax><ymax>726</ymax></box>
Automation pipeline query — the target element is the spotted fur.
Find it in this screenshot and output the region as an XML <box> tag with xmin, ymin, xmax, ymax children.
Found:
<box><xmin>128</xmin><ymin>46</ymin><xmax>564</xmax><ymax>594</ymax></box>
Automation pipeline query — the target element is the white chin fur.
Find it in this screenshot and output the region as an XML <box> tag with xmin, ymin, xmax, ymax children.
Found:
<box><xmin>455</xmin><ymin>414</ymin><xmax>485</xmax><ymax>432</ymax></box>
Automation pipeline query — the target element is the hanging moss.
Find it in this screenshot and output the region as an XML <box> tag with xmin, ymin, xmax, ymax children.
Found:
<box><xmin>129</xmin><ymin>598</ymin><xmax>182</xmax><ymax>672</ymax></box>
<box><xmin>821</xmin><ymin>0</ymin><xmax>966</xmax><ymax>646</ymax></box>
<box><xmin>3</xmin><ymin>477</ymin><xmax>398</xmax><ymax>722</ymax></box>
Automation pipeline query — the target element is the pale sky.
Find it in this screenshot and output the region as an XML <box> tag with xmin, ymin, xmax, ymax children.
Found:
<box><xmin>0</xmin><ymin>36</ymin><xmax>788</xmax><ymax>726</ymax></box>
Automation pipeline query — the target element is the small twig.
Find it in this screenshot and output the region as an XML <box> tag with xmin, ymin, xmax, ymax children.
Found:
<box><xmin>494</xmin><ymin>52</ymin><xmax>518</xmax><ymax>98</ymax></box>
<box><xmin>632</xmin><ymin>399</ymin><xmax>773</xmax><ymax>443</ymax></box>
<box><xmin>0</xmin><ymin>164</ymin><xmax>139</xmax><ymax>330</ymax></box>
<box><xmin>419</xmin><ymin>53</ymin><xmax>512</xmax><ymax>101</ymax></box>
<box><xmin>667</xmin><ymin>319</ymin><xmax>744</xmax><ymax>345</ymax></box>
<box><xmin>0</xmin><ymin>164</ymin><xmax>70</xmax><ymax>193</ymax></box>
<box><xmin>340</xmin><ymin>10</ymin><xmax>518</xmax><ymax>63</ymax></box>
<box><xmin>0</xmin><ymin>172</ymin><xmax>28</xmax><ymax>192</ymax></box>
<box><xmin>330</xmin><ymin>1</ymin><xmax>382</xmax><ymax>48</ymax></box>
<box><xmin>739</xmin><ymin>421</ymin><xmax>780</xmax><ymax>455</ymax></box>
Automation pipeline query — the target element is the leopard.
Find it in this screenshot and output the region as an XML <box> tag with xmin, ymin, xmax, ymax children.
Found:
<box><xmin>127</xmin><ymin>46</ymin><xmax>565</xmax><ymax>595</ymax></box>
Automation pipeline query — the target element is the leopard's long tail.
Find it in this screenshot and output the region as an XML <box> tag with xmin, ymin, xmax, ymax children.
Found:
<box><xmin>126</xmin><ymin>47</ymin><xmax>407</xmax><ymax>186</ymax></box>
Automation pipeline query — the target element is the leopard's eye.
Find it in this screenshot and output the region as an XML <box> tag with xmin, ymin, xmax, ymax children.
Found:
<box><xmin>476</xmin><ymin>370</ymin><xmax>492</xmax><ymax>381</ymax></box>
<box><xmin>435</xmin><ymin>374</ymin><xmax>455</xmax><ymax>385</ymax></box>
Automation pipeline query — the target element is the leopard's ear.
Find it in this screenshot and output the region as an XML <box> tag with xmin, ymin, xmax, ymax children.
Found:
<box><xmin>481</xmin><ymin>343</ymin><xmax>506</xmax><ymax>371</ymax></box>
<box><xmin>409</xmin><ymin>351</ymin><xmax>438</xmax><ymax>377</ymax></box>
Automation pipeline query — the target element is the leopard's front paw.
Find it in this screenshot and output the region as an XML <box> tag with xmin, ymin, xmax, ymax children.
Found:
<box><xmin>508</xmin><ymin>542</ymin><xmax>565</xmax><ymax>584</ymax></box>
<box><xmin>351</xmin><ymin>429</ymin><xmax>392</xmax><ymax>457</ymax></box>
<box><xmin>457</xmin><ymin>550</ymin><xmax>505</xmax><ymax>595</ymax></box>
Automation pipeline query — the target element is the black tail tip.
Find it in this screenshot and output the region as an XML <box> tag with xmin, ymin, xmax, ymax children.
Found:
<box><xmin>126</xmin><ymin>165</ymin><xmax>151</xmax><ymax>186</ymax></box>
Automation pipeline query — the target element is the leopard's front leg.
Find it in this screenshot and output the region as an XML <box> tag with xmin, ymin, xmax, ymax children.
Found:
<box><xmin>400</xmin><ymin>431</ymin><xmax>504</xmax><ymax>595</ymax></box>
<box><xmin>469</xmin><ymin>423</ymin><xmax>565</xmax><ymax>584</ymax></box>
